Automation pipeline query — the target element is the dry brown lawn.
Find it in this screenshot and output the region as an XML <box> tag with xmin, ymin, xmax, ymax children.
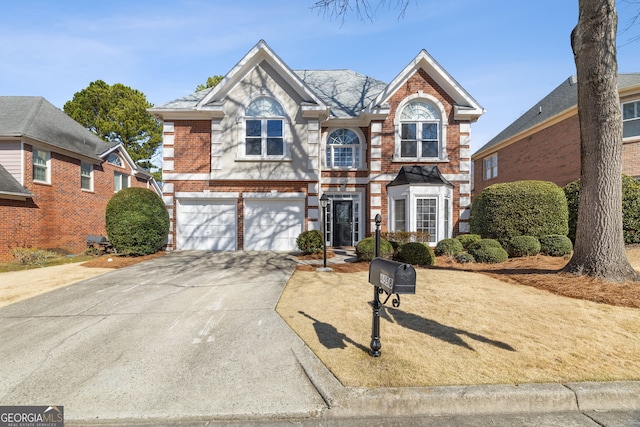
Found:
<box><xmin>277</xmin><ymin>248</ymin><xmax>640</xmax><ymax>388</ymax></box>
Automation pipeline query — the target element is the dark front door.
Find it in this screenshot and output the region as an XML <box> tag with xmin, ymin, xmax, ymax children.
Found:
<box><xmin>332</xmin><ymin>200</ymin><xmax>353</xmax><ymax>246</ymax></box>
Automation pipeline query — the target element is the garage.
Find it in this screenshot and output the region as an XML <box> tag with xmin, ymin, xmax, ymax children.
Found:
<box><xmin>176</xmin><ymin>198</ymin><xmax>237</xmax><ymax>250</ymax></box>
<box><xmin>244</xmin><ymin>198</ymin><xmax>304</xmax><ymax>251</ymax></box>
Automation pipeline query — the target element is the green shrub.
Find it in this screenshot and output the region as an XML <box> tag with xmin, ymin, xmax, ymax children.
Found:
<box><xmin>296</xmin><ymin>230</ymin><xmax>324</xmax><ymax>254</ymax></box>
<box><xmin>507</xmin><ymin>236</ymin><xmax>541</xmax><ymax>258</ymax></box>
<box><xmin>106</xmin><ymin>188</ymin><xmax>169</xmax><ymax>256</ymax></box>
<box><xmin>355</xmin><ymin>237</ymin><xmax>393</xmax><ymax>261</ymax></box>
<box><xmin>455</xmin><ymin>252</ymin><xmax>475</xmax><ymax>264</ymax></box>
<box><xmin>396</xmin><ymin>242</ymin><xmax>435</xmax><ymax>266</ymax></box>
<box><xmin>467</xmin><ymin>239</ymin><xmax>508</xmax><ymax>264</ymax></box>
<box><xmin>539</xmin><ymin>235</ymin><xmax>573</xmax><ymax>257</ymax></box>
<box><xmin>434</xmin><ymin>238</ymin><xmax>464</xmax><ymax>256</ymax></box>
<box><xmin>565</xmin><ymin>175</ymin><xmax>640</xmax><ymax>244</ymax></box>
<box><xmin>11</xmin><ymin>248</ymin><xmax>57</xmax><ymax>265</ymax></box>
<box><xmin>381</xmin><ymin>231</ymin><xmax>431</xmax><ymax>245</ymax></box>
<box><xmin>455</xmin><ymin>234</ymin><xmax>481</xmax><ymax>249</ymax></box>
<box><xmin>471</xmin><ymin>180</ymin><xmax>568</xmax><ymax>245</ymax></box>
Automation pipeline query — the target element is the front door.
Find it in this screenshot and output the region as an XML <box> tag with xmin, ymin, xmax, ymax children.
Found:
<box><xmin>333</xmin><ymin>200</ymin><xmax>353</xmax><ymax>246</ymax></box>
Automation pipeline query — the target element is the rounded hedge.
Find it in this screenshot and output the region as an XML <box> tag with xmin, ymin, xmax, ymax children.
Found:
<box><xmin>565</xmin><ymin>175</ymin><xmax>640</xmax><ymax>244</ymax></box>
<box><xmin>471</xmin><ymin>180</ymin><xmax>568</xmax><ymax>245</ymax></box>
<box><xmin>105</xmin><ymin>188</ymin><xmax>169</xmax><ymax>256</ymax></box>
<box><xmin>467</xmin><ymin>239</ymin><xmax>508</xmax><ymax>264</ymax></box>
<box><xmin>296</xmin><ymin>230</ymin><xmax>324</xmax><ymax>255</ymax></box>
<box><xmin>355</xmin><ymin>237</ymin><xmax>393</xmax><ymax>261</ymax></box>
<box><xmin>507</xmin><ymin>235</ymin><xmax>541</xmax><ymax>258</ymax></box>
<box><xmin>455</xmin><ymin>252</ymin><xmax>475</xmax><ymax>264</ymax></box>
<box><xmin>396</xmin><ymin>242</ymin><xmax>435</xmax><ymax>266</ymax></box>
<box><xmin>434</xmin><ymin>238</ymin><xmax>464</xmax><ymax>256</ymax></box>
<box><xmin>539</xmin><ymin>235</ymin><xmax>573</xmax><ymax>257</ymax></box>
<box><xmin>455</xmin><ymin>234</ymin><xmax>481</xmax><ymax>249</ymax></box>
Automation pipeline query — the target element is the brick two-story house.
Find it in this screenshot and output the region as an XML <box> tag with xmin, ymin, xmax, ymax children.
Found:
<box><xmin>150</xmin><ymin>40</ymin><xmax>484</xmax><ymax>252</ymax></box>
<box><xmin>0</xmin><ymin>96</ymin><xmax>160</xmax><ymax>261</ymax></box>
<box><xmin>472</xmin><ymin>73</ymin><xmax>640</xmax><ymax>197</ymax></box>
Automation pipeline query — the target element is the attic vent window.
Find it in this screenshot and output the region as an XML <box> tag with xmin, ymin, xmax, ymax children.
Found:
<box><xmin>107</xmin><ymin>153</ymin><xmax>122</xmax><ymax>167</ymax></box>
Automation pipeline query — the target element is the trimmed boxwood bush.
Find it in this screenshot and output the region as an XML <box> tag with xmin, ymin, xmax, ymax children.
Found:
<box><xmin>507</xmin><ymin>235</ymin><xmax>541</xmax><ymax>258</ymax></box>
<box><xmin>471</xmin><ymin>180</ymin><xmax>568</xmax><ymax>245</ymax></box>
<box><xmin>565</xmin><ymin>175</ymin><xmax>640</xmax><ymax>244</ymax></box>
<box><xmin>539</xmin><ymin>235</ymin><xmax>573</xmax><ymax>257</ymax></box>
<box><xmin>467</xmin><ymin>239</ymin><xmax>508</xmax><ymax>264</ymax></box>
<box><xmin>455</xmin><ymin>252</ymin><xmax>475</xmax><ymax>264</ymax></box>
<box><xmin>396</xmin><ymin>242</ymin><xmax>435</xmax><ymax>266</ymax></box>
<box><xmin>105</xmin><ymin>188</ymin><xmax>169</xmax><ymax>256</ymax></box>
<box><xmin>355</xmin><ymin>236</ymin><xmax>393</xmax><ymax>261</ymax></box>
<box><xmin>434</xmin><ymin>238</ymin><xmax>464</xmax><ymax>256</ymax></box>
<box><xmin>296</xmin><ymin>230</ymin><xmax>324</xmax><ymax>254</ymax></box>
<box><xmin>455</xmin><ymin>234</ymin><xmax>481</xmax><ymax>249</ymax></box>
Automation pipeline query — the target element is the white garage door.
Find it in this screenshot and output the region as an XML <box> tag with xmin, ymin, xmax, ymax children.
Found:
<box><xmin>244</xmin><ymin>199</ymin><xmax>304</xmax><ymax>251</ymax></box>
<box><xmin>177</xmin><ymin>199</ymin><xmax>237</xmax><ymax>250</ymax></box>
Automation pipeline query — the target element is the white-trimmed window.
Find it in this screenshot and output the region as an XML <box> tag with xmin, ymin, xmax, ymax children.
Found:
<box><xmin>114</xmin><ymin>172</ymin><xmax>129</xmax><ymax>192</ymax></box>
<box><xmin>244</xmin><ymin>97</ymin><xmax>285</xmax><ymax>158</ymax></box>
<box><xmin>81</xmin><ymin>161</ymin><xmax>93</xmax><ymax>191</ymax></box>
<box><xmin>326</xmin><ymin>128</ymin><xmax>361</xmax><ymax>168</ymax></box>
<box><xmin>623</xmin><ymin>100</ymin><xmax>640</xmax><ymax>139</ymax></box>
<box><xmin>107</xmin><ymin>153</ymin><xmax>123</xmax><ymax>167</ymax></box>
<box><xmin>393</xmin><ymin>198</ymin><xmax>406</xmax><ymax>232</ymax></box>
<box><xmin>416</xmin><ymin>198</ymin><xmax>438</xmax><ymax>243</ymax></box>
<box><xmin>399</xmin><ymin>101</ymin><xmax>441</xmax><ymax>160</ymax></box>
<box><xmin>32</xmin><ymin>149</ymin><xmax>50</xmax><ymax>183</ymax></box>
<box><xmin>484</xmin><ymin>153</ymin><xmax>498</xmax><ymax>180</ymax></box>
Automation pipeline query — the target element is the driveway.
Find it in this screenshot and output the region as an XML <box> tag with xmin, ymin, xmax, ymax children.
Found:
<box><xmin>0</xmin><ymin>251</ymin><xmax>327</xmax><ymax>423</ymax></box>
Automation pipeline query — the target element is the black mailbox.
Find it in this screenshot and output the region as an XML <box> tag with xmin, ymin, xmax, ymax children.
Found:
<box><xmin>369</xmin><ymin>258</ymin><xmax>416</xmax><ymax>295</ymax></box>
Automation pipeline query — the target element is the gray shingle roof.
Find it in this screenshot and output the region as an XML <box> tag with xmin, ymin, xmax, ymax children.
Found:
<box><xmin>0</xmin><ymin>96</ymin><xmax>117</xmax><ymax>159</ymax></box>
<box><xmin>387</xmin><ymin>165</ymin><xmax>454</xmax><ymax>188</ymax></box>
<box><xmin>474</xmin><ymin>73</ymin><xmax>640</xmax><ymax>157</ymax></box>
<box><xmin>294</xmin><ymin>70</ymin><xmax>387</xmax><ymax>118</ymax></box>
<box><xmin>154</xmin><ymin>70</ymin><xmax>388</xmax><ymax>119</ymax></box>
<box><xmin>0</xmin><ymin>162</ymin><xmax>31</xmax><ymax>197</ymax></box>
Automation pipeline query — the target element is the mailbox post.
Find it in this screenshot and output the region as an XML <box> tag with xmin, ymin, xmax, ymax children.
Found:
<box><xmin>368</xmin><ymin>214</ymin><xmax>416</xmax><ymax>357</ymax></box>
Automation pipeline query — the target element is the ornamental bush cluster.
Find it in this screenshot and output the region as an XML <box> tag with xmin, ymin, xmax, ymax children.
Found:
<box><xmin>296</xmin><ymin>230</ymin><xmax>324</xmax><ymax>255</ymax></box>
<box><xmin>355</xmin><ymin>236</ymin><xmax>394</xmax><ymax>261</ymax></box>
<box><xmin>395</xmin><ymin>242</ymin><xmax>436</xmax><ymax>266</ymax></box>
<box><xmin>105</xmin><ymin>188</ymin><xmax>169</xmax><ymax>256</ymax></box>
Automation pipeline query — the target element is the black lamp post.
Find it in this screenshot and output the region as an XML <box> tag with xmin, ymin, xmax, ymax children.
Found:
<box><xmin>370</xmin><ymin>213</ymin><xmax>382</xmax><ymax>357</ymax></box>
<box><xmin>319</xmin><ymin>194</ymin><xmax>329</xmax><ymax>269</ymax></box>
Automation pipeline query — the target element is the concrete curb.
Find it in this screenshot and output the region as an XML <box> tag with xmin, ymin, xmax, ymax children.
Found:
<box><xmin>294</xmin><ymin>343</ymin><xmax>640</xmax><ymax>419</ymax></box>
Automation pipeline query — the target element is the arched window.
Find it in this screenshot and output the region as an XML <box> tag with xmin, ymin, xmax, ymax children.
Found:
<box><xmin>107</xmin><ymin>153</ymin><xmax>122</xmax><ymax>167</ymax></box>
<box><xmin>245</xmin><ymin>97</ymin><xmax>285</xmax><ymax>157</ymax></box>
<box><xmin>326</xmin><ymin>128</ymin><xmax>361</xmax><ymax>168</ymax></box>
<box><xmin>399</xmin><ymin>101</ymin><xmax>441</xmax><ymax>159</ymax></box>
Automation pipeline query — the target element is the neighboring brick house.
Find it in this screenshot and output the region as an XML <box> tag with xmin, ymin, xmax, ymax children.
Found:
<box><xmin>0</xmin><ymin>96</ymin><xmax>160</xmax><ymax>261</ymax></box>
<box><xmin>149</xmin><ymin>40</ymin><xmax>484</xmax><ymax>251</ymax></box>
<box><xmin>472</xmin><ymin>73</ymin><xmax>640</xmax><ymax>197</ymax></box>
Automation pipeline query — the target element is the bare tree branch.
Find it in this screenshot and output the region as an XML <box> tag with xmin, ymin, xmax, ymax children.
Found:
<box><xmin>311</xmin><ymin>0</ymin><xmax>410</xmax><ymax>24</ymax></box>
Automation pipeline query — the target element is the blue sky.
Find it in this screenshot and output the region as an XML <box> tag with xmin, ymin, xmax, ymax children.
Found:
<box><xmin>2</xmin><ymin>0</ymin><xmax>639</xmax><ymax>154</ymax></box>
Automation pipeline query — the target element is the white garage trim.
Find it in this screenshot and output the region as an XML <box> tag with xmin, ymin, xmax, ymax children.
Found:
<box><xmin>244</xmin><ymin>193</ymin><xmax>305</xmax><ymax>251</ymax></box>
<box><xmin>176</xmin><ymin>193</ymin><xmax>238</xmax><ymax>251</ymax></box>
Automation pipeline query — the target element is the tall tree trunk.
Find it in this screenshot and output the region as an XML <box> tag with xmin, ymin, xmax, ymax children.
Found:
<box><xmin>564</xmin><ymin>0</ymin><xmax>639</xmax><ymax>282</ymax></box>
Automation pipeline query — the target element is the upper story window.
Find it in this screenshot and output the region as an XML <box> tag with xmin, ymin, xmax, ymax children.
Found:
<box><xmin>484</xmin><ymin>153</ymin><xmax>498</xmax><ymax>180</ymax></box>
<box><xmin>245</xmin><ymin>97</ymin><xmax>285</xmax><ymax>158</ymax></box>
<box><xmin>326</xmin><ymin>128</ymin><xmax>361</xmax><ymax>168</ymax></box>
<box><xmin>623</xmin><ymin>100</ymin><xmax>640</xmax><ymax>139</ymax></box>
<box><xmin>81</xmin><ymin>161</ymin><xmax>93</xmax><ymax>191</ymax></box>
<box><xmin>107</xmin><ymin>153</ymin><xmax>123</xmax><ymax>167</ymax></box>
<box><xmin>114</xmin><ymin>171</ymin><xmax>129</xmax><ymax>192</ymax></box>
<box><xmin>32</xmin><ymin>149</ymin><xmax>50</xmax><ymax>183</ymax></box>
<box><xmin>398</xmin><ymin>101</ymin><xmax>441</xmax><ymax>160</ymax></box>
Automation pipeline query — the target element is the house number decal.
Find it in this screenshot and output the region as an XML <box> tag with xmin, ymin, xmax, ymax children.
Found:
<box><xmin>379</xmin><ymin>273</ymin><xmax>394</xmax><ymax>289</ymax></box>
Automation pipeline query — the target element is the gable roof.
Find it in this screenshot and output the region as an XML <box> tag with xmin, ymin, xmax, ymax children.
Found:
<box><xmin>0</xmin><ymin>96</ymin><xmax>118</xmax><ymax>160</ymax></box>
<box><xmin>151</xmin><ymin>41</ymin><xmax>482</xmax><ymax>123</ymax></box>
<box><xmin>473</xmin><ymin>73</ymin><xmax>640</xmax><ymax>158</ymax></box>
<box><xmin>368</xmin><ymin>49</ymin><xmax>484</xmax><ymax>122</ymax></box>
<box><xmin>387</xmin><ymin>165</ymin><xmax>454</xmax><ymax>188</ymax></box>
<box><xmin>0</xmin><ymin>162</ymin><xmax>32</xmax><ymax>199</ymax></box>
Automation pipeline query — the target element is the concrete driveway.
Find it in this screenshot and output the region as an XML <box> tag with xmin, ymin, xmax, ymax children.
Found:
<box><xmin>0</xmin><ymin>251</ymin><xmax>327</xmax><ymax>423</ymax></box>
